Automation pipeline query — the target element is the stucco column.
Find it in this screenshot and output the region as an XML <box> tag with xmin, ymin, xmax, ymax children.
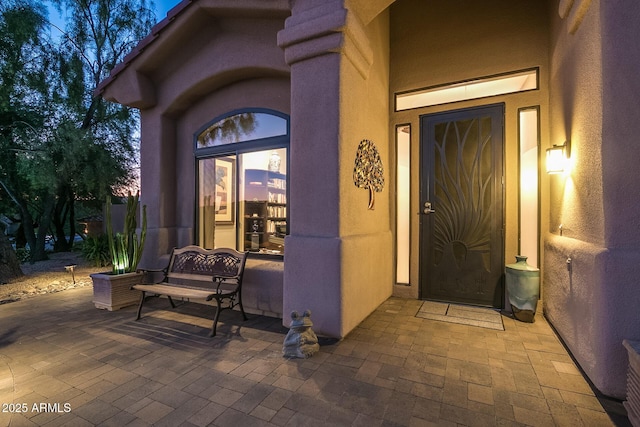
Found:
<box><xmin>139</xmin><ymin>111</ymin><xmax>178</xmax><ymax>268</ymax></box>
<box><xmin>278</xmin><ymin>0</ymin><xmax>391</xmax><ymax>337</ymax></box>
<box><xmin>277</xmin><ymin>0</ymin><xmax>345</xmax><ymax>337</ymax></box>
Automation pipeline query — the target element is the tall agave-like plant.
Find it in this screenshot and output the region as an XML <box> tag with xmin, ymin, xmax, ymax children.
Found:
<box><xmin>106</xmin><ymin>193</ymin><xmax>147</xmax><ymax>274</ymax></box>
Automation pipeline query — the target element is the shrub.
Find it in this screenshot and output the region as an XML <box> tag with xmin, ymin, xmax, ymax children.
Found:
<box><xmin>15</xmin><ymin>248</ymin><xmax>31</xmax><ymax>263</ymax></box>
<box><xmin>82</xmin><ymin>234</ymin><xmax>111</xmax><ymax>267</ymax></box>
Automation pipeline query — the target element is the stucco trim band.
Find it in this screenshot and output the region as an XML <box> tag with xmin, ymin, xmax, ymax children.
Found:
<box><xmin>277</xmin><ymin>1</ymin><xmax>373</xmax><ymax>78</ymax></box>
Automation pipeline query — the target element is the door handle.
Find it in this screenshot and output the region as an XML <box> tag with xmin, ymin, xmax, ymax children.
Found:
<box><xmin>422</xmin><ymin>201</ymin><xmax>435</xmax><ymax>214</ymax></box>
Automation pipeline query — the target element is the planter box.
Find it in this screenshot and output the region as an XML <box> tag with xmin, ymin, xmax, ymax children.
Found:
<box><xmin>624</xmin><ymin>339</ymin><xmax>640</xmax><ymax>427</ymax></box>
<box><xmin>90</xmin><ymin>271</ymin><xmax>144</xmax><ymax>311</ymax></box>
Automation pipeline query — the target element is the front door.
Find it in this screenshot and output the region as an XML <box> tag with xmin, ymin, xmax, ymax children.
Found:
<box><xmin>419</xmin><ymin>104</ymin><xmax>504</xmax><ymax>307</ymax></box>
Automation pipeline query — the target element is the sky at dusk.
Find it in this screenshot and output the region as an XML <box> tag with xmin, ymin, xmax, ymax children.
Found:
<box><xmin>47</xmin><ymin>0</ymin><xmax>184</xmax><ymax>31</ymax></box>
<box><xmin>155</xmin><ymin>0</ymin><xmax>182</xmax><ymax>21</ymax></box>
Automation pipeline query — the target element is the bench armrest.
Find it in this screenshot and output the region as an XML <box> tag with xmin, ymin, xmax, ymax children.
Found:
<box><xmin>213</xmin><ymin>276</ymin><xmax>239</xmax><ymax>292</ymax></box>
<box><xmin>137</xmin><ymin>267</ymin><xmax>166</xmax><ymax>274</ymax></box>
<box><xmin>137</xmin><ymin>267</ymin><xmax>168</xmax><ymax>284</ymax></box>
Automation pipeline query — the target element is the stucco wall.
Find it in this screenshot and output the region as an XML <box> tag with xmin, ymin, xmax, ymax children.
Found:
<box><xmin>280</xmin><ymin>0</ymin><xmax>392</xmax><ymax>337</ymax></box>
<box><xmin>174</xmin><ymin>77</ymin><xmax>291</xmax><ymax>246</ymax></box>
<box><xmin>547</xmin><ymin>1</ymin><xmax>604</xmax><ymax>244</ymax></box>
<box><xmin>107</xmin><ymin>10</ymin><xmax>291</xmax><ymax>268</ymax></box>
<box><xmin>100</xmin><ymin>5</ymin><xmax>292</xmax><ymax>327</ymax></box>
<box><xmin>388</xmin><ymin>0</ymin><xmax>551</xmax><ymax>299</ymax></box>
<box><xmin>545</xmin><ymin>236</ymin><xmax>640</xmax><ymax>399</ymax></box>
<box><xmin>601</xmin><ymin>1</ymin><xmax>640</xmax><ymax>249</ymax></box>
<box><xmin>544</xmin><ymin>0</ymin><xmax>605</xmax><ymax>392</ymax></box>
<box><xmin>340</xmin><ymin>8</ymin><xmax>393</xmax><ymax>335</ymax></box>
<box><xmin>600</xmin><ymin>2</ymin><xmax>640</xmax><ymax>394</ymax></box>
<box><xmin>138</xmin><ymin>112</ymin><xmax>178</xmax><ymax>267</ymax></box>
<box><xmin>545</xmin><ymin>0</ymin><xmax>640</xmax><ymax>398</ymax></box>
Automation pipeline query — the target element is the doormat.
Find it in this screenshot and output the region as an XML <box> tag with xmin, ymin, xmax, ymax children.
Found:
<box><xmin>416</xmin><ymin>301</ymin><xmax>504</xmax><ymax>331</ymax></box>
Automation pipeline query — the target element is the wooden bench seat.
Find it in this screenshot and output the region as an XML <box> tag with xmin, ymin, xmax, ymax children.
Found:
<box><xmin>133</xmin><ymin>246</ymin><xmax>248</xmax><ymax>337</ymax></box>
<box><xmin>133</xmin><ymin>284</ymin><xmax>220</xmax><ymax>301</ymax></box>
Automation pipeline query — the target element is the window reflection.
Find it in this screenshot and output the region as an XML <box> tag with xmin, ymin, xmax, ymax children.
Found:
<box><xmin>197</xmin><ymin>113</ymin><xmax>288</xmax><ymax>148</ymax></box>
<box><xmin>198</xmin><ymin>156</ymin><xmax>236</xmax><ymax>249</ymax></box>
<box><xmin>240</xmin><ymin>149</ymin><xmax>287</xmax><ymax>254</ymax></box>
<box><xmin>198</xmin><ymin>148</ymin><xmax>288</xmax><ymax>254</ymax></box>
<box><xmin>196</xmin><ymin>111</ymin><xmax>289</xmax><ymax>255</ymax></box>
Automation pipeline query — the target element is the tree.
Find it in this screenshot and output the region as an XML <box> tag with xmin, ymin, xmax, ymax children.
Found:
<box><xmin>353</xmin><ymin>139</ymin><xmax>384</xmax><ymax>210</ymax></box>
<box><xmin>0</xmin><ymin>0</ymin><xmax>155</xmax><ymax>261</ymax></box>
<box><xmin>0</xmin><ymin>226</ymin><xmax>23</xmax><ymax>283</ymax></box>
<box><xmin>47</xmin><ymin>0</ymin><xmax>155</xmax><ymax>251</ymax></box>
<box><xmin>0</xmin><ymin>0</ymin><xmax>54</xmax><ymax>262</ymax></box>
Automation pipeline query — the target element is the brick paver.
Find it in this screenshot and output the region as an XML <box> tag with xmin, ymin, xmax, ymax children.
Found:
<box><xmin>0</xmin><ymin>287</ymin><xmax>627</xmax><ymax>426</ymax></box>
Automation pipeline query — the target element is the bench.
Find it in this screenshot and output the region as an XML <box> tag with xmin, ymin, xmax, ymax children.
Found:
<box><xmin>133</xmin><ymin>246</ymin><xmax>248</xmax><ymax>337</ymax></box>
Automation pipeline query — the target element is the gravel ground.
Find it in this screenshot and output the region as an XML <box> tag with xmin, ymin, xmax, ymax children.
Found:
<box><xmin>0</xmin><ymin>252</ymin><xmax>104</xmax><ymax>305</ymax></box>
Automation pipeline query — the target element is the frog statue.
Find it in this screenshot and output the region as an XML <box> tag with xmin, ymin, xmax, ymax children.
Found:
<box><xmin>282</xmin><ymin>310</ymin><xmax>320</xmax><ymax>359</ymax></box>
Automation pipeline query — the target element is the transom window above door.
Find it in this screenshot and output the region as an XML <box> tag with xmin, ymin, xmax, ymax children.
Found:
<box><xmin>395</xmin><ymin>68</ymin><xmax>538</xmax><ymax>111</ymax></box>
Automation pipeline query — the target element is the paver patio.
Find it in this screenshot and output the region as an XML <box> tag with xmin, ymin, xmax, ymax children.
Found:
<box><xmin>0</xmin><ymin>286</ymin><xmax>628</xmax><ymax>426</ymax></box>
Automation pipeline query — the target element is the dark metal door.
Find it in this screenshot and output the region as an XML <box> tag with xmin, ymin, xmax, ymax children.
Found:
<box><xmin>419</xmin><ymin>104</ymin><xmax>504</xmax><ymax>307</ymax></box>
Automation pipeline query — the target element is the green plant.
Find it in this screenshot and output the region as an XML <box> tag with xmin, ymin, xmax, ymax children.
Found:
<box><xmin>15</xmin><ymin>247</ymin><xmax>31</xmax><ymax>263</ymax></box>
<box><xmin>81</xmin><ymin>235</ymin><xmax>110</xmax><ymax>267</ymax></box>
<box><xmin>106</xmin><ymin>193</ymin><xmax>147</xmax><ymax>274</ymax></box>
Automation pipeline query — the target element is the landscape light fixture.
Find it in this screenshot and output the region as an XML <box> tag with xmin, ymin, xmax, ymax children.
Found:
<box><xmin>65</xmin><ymin>264</ymin><xmax>77</xmax><ymax>284</ymax></box>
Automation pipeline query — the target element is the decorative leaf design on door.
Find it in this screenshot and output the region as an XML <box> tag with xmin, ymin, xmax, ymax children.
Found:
<box><xmin>433</xmin><ymin>117</ymin><xmax>492</xmax><ymax>270</ymax></box>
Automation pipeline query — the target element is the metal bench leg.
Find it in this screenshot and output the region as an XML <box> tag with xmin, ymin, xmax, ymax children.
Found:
<box><xmin>210</xmin><ymin>298</ymin><xmax>222</xmax><ymax>337</ymax></box>
<box><xmin>238</xmin><ymin>292</ymin><xmax>248</xmax><ymax>321</ymax></box>
<box><xmin>167</xmin><ymin>295</ymin><xmax>176</xmax><ymax>308</ymax></box>
<box><xmin>135</xmin><ymin>291</ymin><xmax>146</xmax><ymax>320</ymax></box>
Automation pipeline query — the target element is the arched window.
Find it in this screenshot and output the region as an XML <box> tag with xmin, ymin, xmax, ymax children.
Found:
<box><xmin>196</xmin><ymin>112</ymin><xmax>288</xmax><ymax>148</ymax></box>
<box><xmin>195</xmin><ymin>109</ymin><xmax>289</xmax><ymax>256</ymax></box>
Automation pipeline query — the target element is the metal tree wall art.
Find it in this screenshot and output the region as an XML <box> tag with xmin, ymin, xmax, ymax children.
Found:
<box><xmin>353</xmin><ymin>139</ymin><xmax>384</xmax><ymax>209</ymax></box>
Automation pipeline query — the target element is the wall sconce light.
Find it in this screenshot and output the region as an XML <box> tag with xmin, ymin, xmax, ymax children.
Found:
<box><xmin>546</xmin><ymin>140</ymin><xmax>571</xmax><ymax>174</ymax></box>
